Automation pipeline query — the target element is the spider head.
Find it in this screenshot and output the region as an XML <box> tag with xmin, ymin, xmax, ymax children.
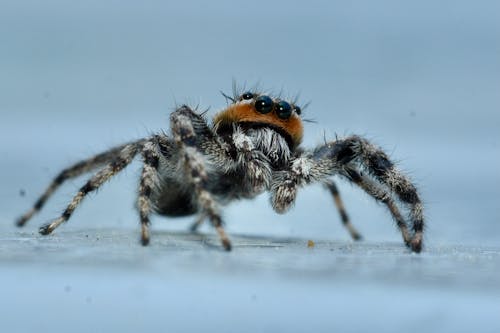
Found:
<box><xmin>213</xmin><ymin>91</ymin><xmax>304</xmax><ymax>148</ymax></box>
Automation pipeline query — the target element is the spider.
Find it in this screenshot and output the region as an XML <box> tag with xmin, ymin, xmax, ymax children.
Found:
<box><xmin>16</xmin><ymin>87</ymin><xmax>424</xmax><ymax>252</ymax></box>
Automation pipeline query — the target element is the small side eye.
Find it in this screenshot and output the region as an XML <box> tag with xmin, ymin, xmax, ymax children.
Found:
<box><xmin>241</xmin><ymin>92</ymin><xmax>254</xmax><ymax>100</ymax></box>
<box><xmin>255</xmin><ymin>95</ymin><xmax>273</xmax><ymax>114</ymax></box>
<box><xmin>276</xmin><ymin>101</ymin><xmax>292</xmax><ymax>119</ymax></box>
<box><xmin>294</xmin><ymin>106</ymin><xmax>302</xmax><ymax>115</ymax></box>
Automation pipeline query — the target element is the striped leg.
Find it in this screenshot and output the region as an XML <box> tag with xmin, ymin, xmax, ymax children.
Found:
<box><xmin>324</xmin><ymin>180</ymin><xmax>362</xmax><ymax>240</ymax></box>
<box><xmin>342</xmin><ymin>168</ymin><xmax>412</xmax><ymax>245</ymax></box>
<box><xmin>171</xmin><ymin>107</ymin><xmax>231</xmax><ymax>251</ymax></box>
<box><xmin>341</xmin><ymin>136</ymin><xmax>424</xmax><ymax>252</ymax></box>
<box><xmin>137</xmin><ymin>141</ymin><xmax>161</xmax><ymax>246</ymax></box>
<box><xmin>16</xmin><ymin>141</ymin><xmax>143</xmax><ymax>227</ymax></box>
<box><xmin>38</xmin><ymin>143</ymin><xmax>141</xmax><ymax>235</ymax></box>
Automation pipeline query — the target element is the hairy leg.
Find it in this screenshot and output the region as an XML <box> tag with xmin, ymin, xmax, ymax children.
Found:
<box><xmin>313</xmin><ymin>136</ymin><xmax>424</xmax><ymax>252</ymax></box>
<box><xmin>38</xmin><ymin>143</ymin><xmax>141</xmax><ymax>235</ymax></box>
<box><xmin>137</xmin><ymin>140</ymin><xmax>164</xmax><ymax>245</ymax></box>
<box><xmin>324</xmin><ymin>180</ymin><xmax>362</xmax><ymax>240</ymax></box>
<box><xmin>16</xmin><ymin>140</ymin><xmax>144</xmax><ymax>227</ymax></box>
<box><xmin>341</xmin><ymin>168</ymin><xmax>412</xmax><ymax>245</ymax></box>
<box><xmin>271</xmin><ymin>136</ymin><xmax>423</xmax><ymax>252</ymax></box>
<box><xmin>340</xmin><ymin>136</ymin><xmax>424</xmax><ymax>251</ymax></box>
<box><xmin>270</xmin><ymin>155</ymin><xmax>331</xmax><ymax>214</ymax></box>
<box><xmin>170</xmin><ymin>106</ymin><xmax>231</xmax><ymax>250</ymax></box>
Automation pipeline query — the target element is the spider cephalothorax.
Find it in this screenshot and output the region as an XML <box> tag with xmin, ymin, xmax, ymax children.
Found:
<box><xmin>16</xmin><ymin>88</ymin><xmax>425</xmax><ymax>253</ymax></box>
<box><xmin>213</xmin><ymin>92</ymin><xmax>304</xmax><ymax>148</ymax></box>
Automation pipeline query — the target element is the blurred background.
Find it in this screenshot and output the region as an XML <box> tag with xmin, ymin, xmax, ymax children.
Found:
<box><xmin>1</xmin><ymin>1</ymin><xmax>499</xmax><ymax>332</ymax></box>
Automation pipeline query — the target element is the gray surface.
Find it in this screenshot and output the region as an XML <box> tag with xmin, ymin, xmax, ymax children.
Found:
<box><xmin>2</xmin><ymin>228</ymin><xmax>500</xmax><ymax>333</ymax></box>
<box><xmin>1</xmin><ymin>0</ymin><xmax>500</xmax><ymax>332</ymax></box>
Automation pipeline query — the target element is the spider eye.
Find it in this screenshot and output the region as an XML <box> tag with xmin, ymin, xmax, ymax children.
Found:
<box><xmin>276</xmin><ymin>101</ymin><xmax>292</xmax><ymax>119</ymax></box>
<box><xmin>241</xmin><ymin>92</ymin><xmax>254</xmax><ymax>100</ymax></box>
<box><xmin>294</xmin><ymin>106</ymin><xmax>302</xmax><ymax>116</ymax></box>
<box><xmin>254</xmin><ymin>95</ymin><xmax>273</xmax><ymax>114</ymax></box>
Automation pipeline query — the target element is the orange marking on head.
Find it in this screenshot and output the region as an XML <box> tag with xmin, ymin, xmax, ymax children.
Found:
<box><xmin>213</xmin><ymin>102</ymin><xmax>303</xmax><ymax>147</ymax></box>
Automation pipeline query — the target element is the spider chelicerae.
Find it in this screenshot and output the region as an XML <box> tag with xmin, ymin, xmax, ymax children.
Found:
<box><xmin>16</xmin><ymin>87</ymin><xmax>424</xmax><ymax>252</ymax></box>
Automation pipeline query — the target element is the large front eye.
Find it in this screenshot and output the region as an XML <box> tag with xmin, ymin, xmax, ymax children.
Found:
<box><xmin>254</xmin><ymin>95</ymin><xmax>273</xmax><ymax>114</ymax></box>
<box><xmin>276</xmin><ymin>101</ymin><xmax>292</xmax><ymax>119</ymax></box>
<box><xmin>241</xmin><ymin>92</ymin><xmax>254</xmax><ymax>100</ymax></box>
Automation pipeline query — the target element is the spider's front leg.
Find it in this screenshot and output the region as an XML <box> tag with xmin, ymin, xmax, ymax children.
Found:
<box><xmin>231</xmin><ymin>126</ymin><xmax>272</xmax><ymax>192</ymax></box>
<box><xmin>270</xmin><ymin>154</ymin><xmax>362</xmax><ymax>240</ymax></box>
<box><xmin>170</xmin><ymin>106</ymin><xmax>232</xmax><ymax>250</ymax></box>
<box><xmin>271</xmin><ymin>152</ymin><xmax>341</xmax><ymax>213</ymax></box>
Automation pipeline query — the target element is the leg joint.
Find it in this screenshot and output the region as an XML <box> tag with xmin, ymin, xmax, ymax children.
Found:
<box><xmin>80</xmin><ymin>182</ymin><xmax>96</xmax><ymax>194</ymax></box>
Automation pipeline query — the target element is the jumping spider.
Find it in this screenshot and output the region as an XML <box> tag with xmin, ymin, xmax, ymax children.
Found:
<box><xmin>16</xmin><ymin>88</ymin><xmax>424</xmax><ymax>252</ymax></box>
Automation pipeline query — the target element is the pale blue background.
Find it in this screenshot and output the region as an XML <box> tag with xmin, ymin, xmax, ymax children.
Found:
<box><xmin>1</xmin><ymin>1</ymin><xmax>499</xmax><ymax>332</ymax></box>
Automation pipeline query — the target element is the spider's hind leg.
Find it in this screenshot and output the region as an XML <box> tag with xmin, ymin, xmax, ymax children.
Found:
<box><xmin>16</xmin><ymin>141</ymin><xmax>143</xmax><ymax>227</ymax></box>
<box><xmin>38</xmin><ymin>143</ymin><xmax>141</xmax><ymax>235</ymax></box>
<box><xmin>324</xmin><ymin>180</ymin><xmax>362</xmax><ymax>240</ymax></box>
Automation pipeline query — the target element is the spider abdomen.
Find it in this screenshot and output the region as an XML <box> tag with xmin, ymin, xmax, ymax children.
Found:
<box><xmin>151</xmin><ymin>167</ymin><xmax>256</xmax><ymax>217</ymax></box>
<box><xmin>152</xmin><ymin>180</ymin><xmax>198</xmax><ymax>217</ymax></box>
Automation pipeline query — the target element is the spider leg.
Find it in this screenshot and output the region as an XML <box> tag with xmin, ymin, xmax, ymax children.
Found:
<box><xmin>271</xmin><ymin>136</ymin><xmax>423</xmax><ymax>252</ymax></box>
<box><xmin>137</xmin><ymin>140</ymin><xmax>163</xmax><ymax>246</ymax></box>
<box><xmin>324</xmin><ymin>180</ymin><xmax>362</xmax><ymax>240</ymax></box>
<box><xmin>341</xmin><ymin>167</ymin><xmax>412</xmax><ymax>245</ymax></box>
<box><xmin>170</xmin><ymin>106</ymin><xmax>231</xmax><ymax>251</ymax></box>
<box><xmin>231</xmin><ymin>126</ymin><xmax>272</xmax><ymax>192</ymax></box>
<box><xmin>16</xmin><ymin>140</ymin><xmax>144</xmax><ymax>227</ymax></box>
<box><xmin>315</xmin><ymin>136</ymin><xmax>424</xmax><ymax>252</ymax></box>
<box><xmin>38</xmin><ymin>143</ymin><xmax>141</xmax><ymax>235</ymax></box>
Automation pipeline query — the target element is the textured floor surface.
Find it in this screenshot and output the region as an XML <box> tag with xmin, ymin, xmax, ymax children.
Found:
<box><xmin>1</xmin><ymin>227</ymin><xmax>499</xmax><ymax>333</ymax></box>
